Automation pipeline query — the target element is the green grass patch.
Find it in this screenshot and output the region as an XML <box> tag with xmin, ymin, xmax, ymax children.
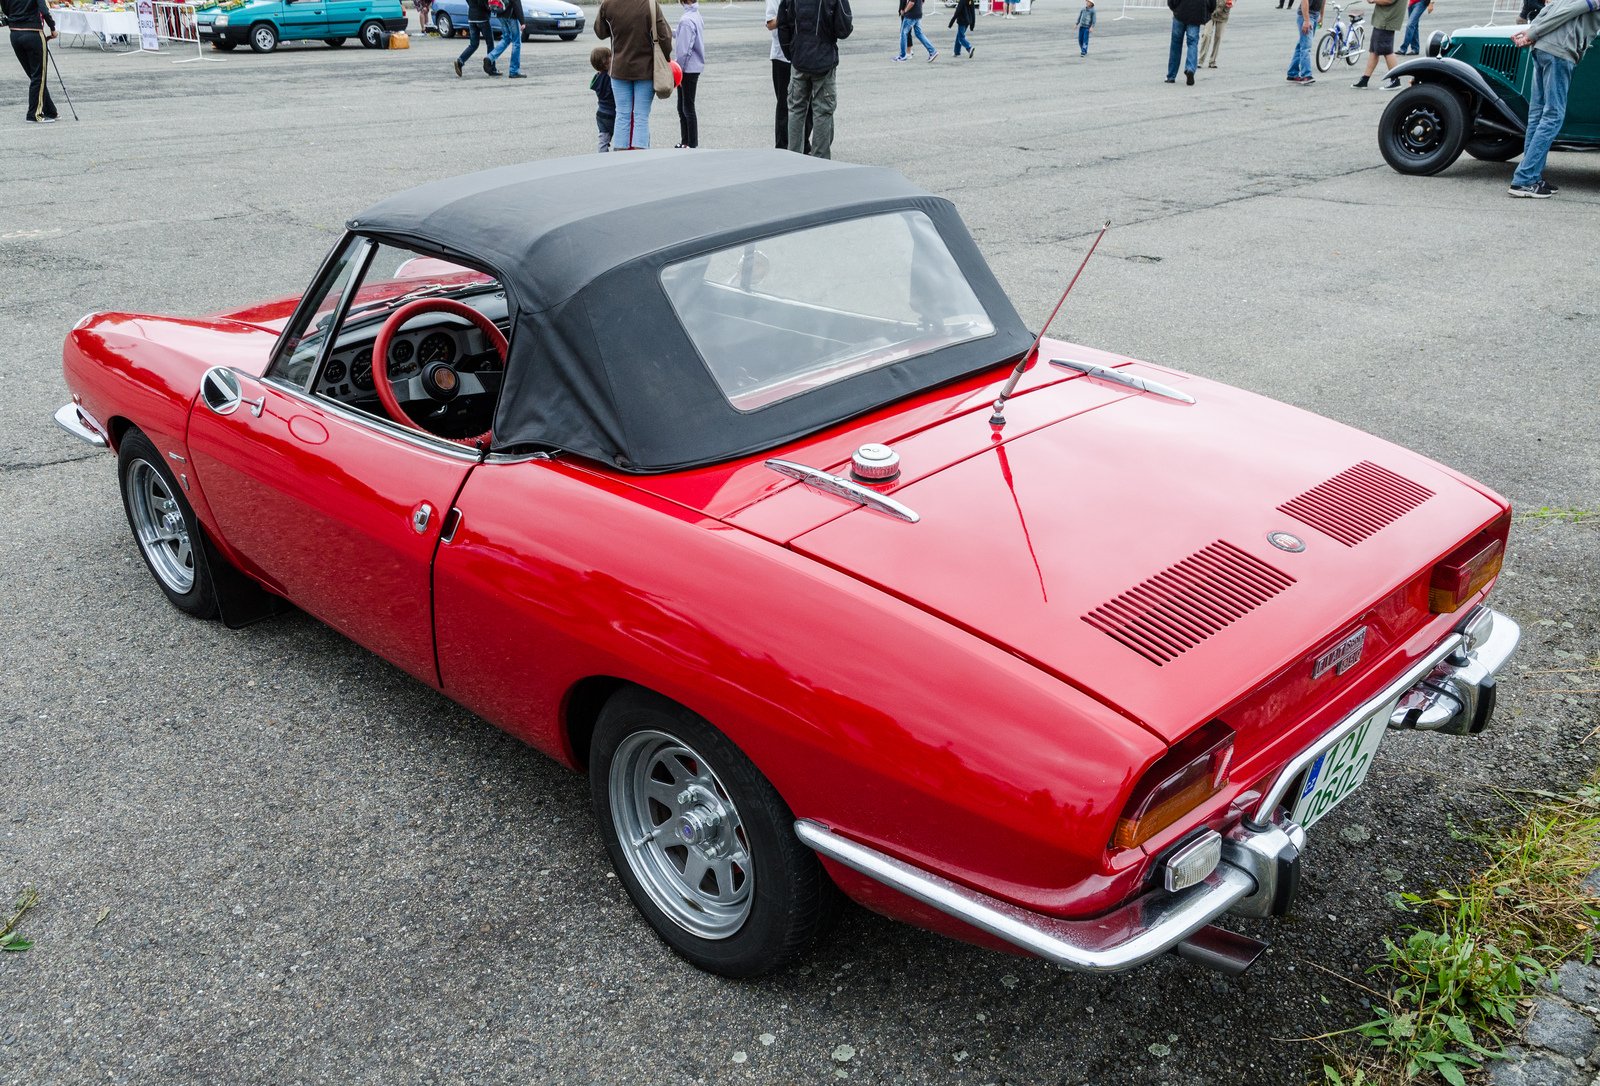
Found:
<box><xmin>0</xmin><ymin>887</ymin><xmax>40</xmax><ymax>953</ymax></box>
<box><xmin>1515</xmin><ymin>507</ymin><xmax>1599</xmax><ymax>526</ymax></box>
<box><xmin>1319</xmin><ymin>785</ymin><xmax>1600</xmax><ymax>1085</ymax></box>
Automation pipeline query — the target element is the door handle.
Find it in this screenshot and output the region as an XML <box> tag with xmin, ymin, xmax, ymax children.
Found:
<box><xmin>412</xmin><ymin>502</ymin><xmax>433</xmax><ymax>534</ymax></box>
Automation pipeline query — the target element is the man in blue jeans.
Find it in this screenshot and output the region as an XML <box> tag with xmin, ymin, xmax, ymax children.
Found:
<box><xmin>1166</xmin><ymin>0</ymin><xmax>1214</xmax><ymax>83</ymax></box>
<box><xmin>452</xmin><ymin>0</ymin><xmax>493</xmax><ymax>76</ymax></box>
<box><xmin>1508</xmin><ymin>0</ymin><xmax>1600</xmax><ymax>198</ymax></box>
<box><xmin>1398</xmin><ymin>0</ymin><xmax>1431</xmax><ymax>53</ymax></box>
<box><xmin>484</xmin><ymin>0</ymin><xmax>523</xmax><ymax>77</ymax></box>
<box><xmin>1285</xmin><ymin>0</ymin><xmax>1321</xmax><ymax>83</ymax></box>
<box><xmin>894</xmin><ymin>0</ymin><xmax>936</xmax><ymax>61</ymax></box>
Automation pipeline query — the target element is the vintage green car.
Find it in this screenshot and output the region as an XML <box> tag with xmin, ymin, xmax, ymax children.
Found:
<box><xmin>1378</xmin><ymin>24</ymin><xmax>1600</xmax><ymax>174</ymax></box>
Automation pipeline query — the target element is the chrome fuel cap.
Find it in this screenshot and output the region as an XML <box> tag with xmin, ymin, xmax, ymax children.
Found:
<box><xmin>851</xmin><ymin>443</ymin><xmax>901</xmax><ymax>482</ymax></box>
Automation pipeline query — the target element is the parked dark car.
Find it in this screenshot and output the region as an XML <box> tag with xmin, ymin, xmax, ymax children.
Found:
<box><xmin>430</xmin><ymin>0</ymin><xmax>584</xmax><ymax>40</ymax></box>
<box><xmin>1378</xmin><ymin>24</ymin><xmax>1600</xmax><ymax>174</ymax></box>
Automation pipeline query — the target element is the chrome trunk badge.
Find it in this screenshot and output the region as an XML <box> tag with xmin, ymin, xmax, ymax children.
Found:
<box><xmin>1267</xmin><ymin>531</ymin><xmax>1306</xmax><ymax>553</ymax></box>
<box><xmin>1313</xmin><ymin>626</ymin><xmax>1368</xmax><ymax>679</ymax></box>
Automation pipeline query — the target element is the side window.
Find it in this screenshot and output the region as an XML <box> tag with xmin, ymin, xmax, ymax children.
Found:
<box><xmin>273</xmin><ymin>236</ymin><xmax>370</xmax><ymax>388</ymax></box>
<box><xmin>311</xmin><ymin>242</ymin><xmax>511</xmax><ymax>444</ymax></box>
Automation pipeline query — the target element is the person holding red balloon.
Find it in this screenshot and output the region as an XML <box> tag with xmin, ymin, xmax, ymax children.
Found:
<box><xmin>672</xmin><ymin>0</ymin><xmax>705</xmax><ymax>147</ymax></box>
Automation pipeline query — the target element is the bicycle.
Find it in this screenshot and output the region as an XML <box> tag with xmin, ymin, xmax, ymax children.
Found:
<box><xmin>1315</xmin><ymin>2</ymin><xmax>1366</xmax><ymax>72</ymax></box>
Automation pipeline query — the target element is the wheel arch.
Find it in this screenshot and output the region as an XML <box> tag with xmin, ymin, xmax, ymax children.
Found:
<box><xmin>1389</xmin><ymin>56</ymin><xmax>1525</xmax><ymax>134</ymax></box>
<box><xmin>562</xmin><ymin>674</ymin><xmax>633</xmax><ymax>770</ymax></box>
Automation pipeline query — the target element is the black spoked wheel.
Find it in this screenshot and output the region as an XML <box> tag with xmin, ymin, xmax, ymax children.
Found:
<box><xmin>1378</xmin><ymin>84</ymin><xmax>1467</xmax><ymax>175</ymax></box>
<box><xmin>589</xmin><ymin>688</ymin><xmax>839</xmax><ymax>977</ymax></box>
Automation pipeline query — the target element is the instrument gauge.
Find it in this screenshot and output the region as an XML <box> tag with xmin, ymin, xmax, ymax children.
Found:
<box><xmin>419</xmin><ymin>332</ymin><xmax>455</xmax><ymax>366</ymax></box>
<box><xmin>351</xmin><ymin>347</ymin><xmax>375</xmax><ymax>392</ymax></box>
<box><xmin>324</xmin><ymin>357</ymin><xmax>347</xmax><ymax>384</ymax></box>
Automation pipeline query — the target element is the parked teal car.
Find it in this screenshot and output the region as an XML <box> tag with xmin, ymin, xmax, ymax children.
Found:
<box><xmin>197</xmin><ymin>0</ymin><xmax>407</xmax><ymax>52</ymax></box>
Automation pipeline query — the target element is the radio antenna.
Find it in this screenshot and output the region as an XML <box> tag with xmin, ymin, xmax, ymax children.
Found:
<box><xmin>989</xmin><ymin>221</ymin><xmax>1111</xmax><ymax>432</ymax></box>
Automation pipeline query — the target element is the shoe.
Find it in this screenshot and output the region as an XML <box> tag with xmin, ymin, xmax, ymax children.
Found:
<box><xmin>928</xmin><ymin>49</ymin><xmax>938</xmax><ymax>61</ymax></box>
<box><xmin>970</xmin><ymin>45</ymin><xmax>975</xmax><ymax>55</ymax></box>
<box><xmin>1165</xmin><ymin>76</ymin><xmax>1176</xmax><ymax>82</ymax></box>
<box><xmin>507</xmin><ymin>72</ymin><xmax>525</xmax><ymax>78</ymax></box>
<box><xmin>892</xmin><ymin>53</ymin><xmax>908</xmax><ymax>61</ymax></box>
<box><xmin>1382</xmin><ymin>77</ymin><xmax>1401</xmax><ymax>89</ymax></box>
<box><xmin>1293</xmin><ymin>75</ymin><xmax>1315</xmax><ymax>83</ymax></box>
<box><xmin>1352</xmin><ymin>75</ymin><xmax>1369</xmax><ymax>87</ymax></box>
<box><xmin>1543</xmin><ymin>179</ymin><xmax>1560</xmax><ymax>192</ymax></box>
<box><xmin>34</xmin><ymin>115</ymin><xmax>58</xmax><ymax>124</ymax></box>
<box><xmin>1508</xmin><ymin>180</ymin><xmax>1555</xmax><ymax>198</ymax></box>
<box><xmin>483</xmin><ymin>58</ymin><xmax>498</xmax><ymax>75</ymax></box>
<box><xmin>1185</xmin><ymin>69</ymin><xmax>1194</xmax><ymax>84</ymax></box>
<box><xmin>452</xmin><ymin>58</ymin><xmax>462</xmax><ymax>76</ymax></box>
<box><xmin>1207</xmin><ymin>62</ymin><xmax>1216</xmax><ymax>67</ymax></box>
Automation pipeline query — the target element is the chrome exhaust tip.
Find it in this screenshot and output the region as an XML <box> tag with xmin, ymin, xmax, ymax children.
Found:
<box><xmin>1173</xmin><ymin>924</ymin><xmax>1269</xmax><ymax>975</ymax></box>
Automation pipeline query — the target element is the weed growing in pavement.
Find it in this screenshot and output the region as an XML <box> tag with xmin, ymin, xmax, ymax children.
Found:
<box><xmin>1</xmin><ymin>887</ymin><xmax>40</xmax><ymax>952</ymax></box>
<box><xmin>1515</xmin><ymin>507</ymin><xmax>1599</xmax><ymax>526</ymax></box>
<box><xmin>1318</xmin><ymin>785</ymin><xmax>1600</xmax><ymax>1085</ymax></box>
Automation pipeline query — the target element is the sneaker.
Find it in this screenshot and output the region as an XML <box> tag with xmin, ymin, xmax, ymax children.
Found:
<box><xmin>892</xmin><ymin>53</ymin><xmax>908</xmax><ymax>61</ymax></box>
<box><xmin>969</xmin><ymin>45</ymin><xmax>975</xmax><ymax>55</ymax></box>
<box><xmin>1508</xmin><ymin>180</ymin><xmax>1555</xmax><ymax>198</ymax></box>
<box><xmin>483</xmin><ymin>58</ymin><xmax>498</xmax><ymax>75</ymax></box>
<box><xmin>507</xmin><ymin>72</ymin><xmax>525</xmax><ymax>78</ymax></box>
<box><xmin>928</xmin><ymin>49</ymin><xmax>938</xmax><ymax>61</ymax></box>
<box><xmin>1544</xmin><ymin>179</ymin><xmax>1560</xmax><ymax>193</ymax></box>
<box><xmin>1292</xmin><ymin>75</ymin><xmax>1315</xmax><ymax>83</ymax></box>
<box><xmin>1165</xmin><ymin>76</ymin><xmax>1176</xmax><ymax>82</ymax></box>
<box><xmin>452</xmin><ymin>58</ymin><xmax>462</xmax><ymax>77</ymax></box>
<box><xmin>1382</xmin><ymin>77</ymin><xmax>1401</xmax><ymax>89</ymax></box>
<box><xmin>34</xmin><ymin>115</ymin><xmax>58</xmax><ymax>124</ymax></box>
<box><xmin>1206</xmin><ymin>62</ymin><xmax>1217</xmax><ymax>67</ymax></box>
<box><xmin>1185</xmin><ymin>69</ymin><xmax>1194</xmax><ymax>84</ymax></box>
<box><xmin>1352</xmin><ymin>75</ymin><xmax>1369</xmax><ymax>87</ymax></box>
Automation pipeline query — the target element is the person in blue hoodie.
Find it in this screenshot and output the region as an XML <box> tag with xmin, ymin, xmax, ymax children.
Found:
<box><xmin>674</xmin><ymin>0</ymin><xmax>704</xmax><ymax>147</ymax></box>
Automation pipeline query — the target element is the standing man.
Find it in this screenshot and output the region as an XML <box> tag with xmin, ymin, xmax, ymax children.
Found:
<box><xmin>777</xmin><ymin>0</ymin><xmax>851</xmax><ymax>157</ymax></box>
<box><xmin>484</xmin><ymin>0</ymin><xmax>524</xmax><ymax>77</ymax></box>
<box><xmin>1352</xmin><ymin>0</ymin><xmax>1404</xmax><ymax>87</ymax></box>
<box><xmin>1286</xmin><ymin>0</ymin><xmax>1320</xmax><ymax>83</ymax></box>
<box><xmin>1199</xmin><ymin>0</ymin><xmax>1230</xmax><ymax>67</ymax></box>
<box><xmin>895</xmin><ymin>0</ymin><xmax>936</xmax><ymax>62</ymax></box>
<box><xmin>766</xmin><ymin>0</ymin><xmax>810</xmax><ymax>149</ymax></box>
<box><xmin>1508</xmin><ymin>0</ymin><xmax>1600</xmax><ymax>197</ymax></box>
<box><xmin>452</xmin><ymin>0</ymin><xmax>493</xmax><ymax>76</ymax></box>
<box><xmin>5</xmin><ymin>0</ymin><xmax>58</xmax><ymax>123</ymax></box>
<box><xmin>1398</xmin><ymin>0</ymin><xmax>1431</xmax><ymax>53</ymax></box>
<box><xmin>1165</xmin><ymin>0</ymin><xmax>1213</xmax><ymax>84</ymax></box>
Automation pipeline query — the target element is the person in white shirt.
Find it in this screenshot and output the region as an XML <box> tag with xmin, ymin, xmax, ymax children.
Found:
<box><xmin>765</xmin><ymin>0</ymin><xmax>811</xmax><ymax>151</ymax></box>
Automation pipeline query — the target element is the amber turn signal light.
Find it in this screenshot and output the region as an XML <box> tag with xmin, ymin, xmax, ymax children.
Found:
<box><xmin>1429</xmin><ymin>510</ymin><xmax>1510</xmax><ymax>614</ymax></box>
<box><xmin>1113</xmin><ymin>723</ymin><xmax>1234</xmax><ymax>851</ymax></box>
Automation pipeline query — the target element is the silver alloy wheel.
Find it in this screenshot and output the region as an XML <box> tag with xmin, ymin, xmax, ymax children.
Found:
<box><xmin>609</xmin><ymin>729</ymin><xmax>753</xmax><ymax>940</ymax></box>
<box><xmin>253</xmin><ymin>24</ymin><xmax>275</xmax><ymax>49</ymax></box>
<box><xmin>126</xmin><ymin>459</ymin><xmax>195</xmax><ymax>594</ymax></box>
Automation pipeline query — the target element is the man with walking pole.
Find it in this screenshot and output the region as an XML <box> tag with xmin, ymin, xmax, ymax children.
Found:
<box><xmin>5</xmin><ymin>0</ymin><xmax>59</xmax><ymax>124</ymax></box>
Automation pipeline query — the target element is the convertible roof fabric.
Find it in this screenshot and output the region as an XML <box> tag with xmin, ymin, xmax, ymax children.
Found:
<box><xmin>350</xmin><ymin>150</ymin><xmax>1032</xmax><ymax>472</ymax></box>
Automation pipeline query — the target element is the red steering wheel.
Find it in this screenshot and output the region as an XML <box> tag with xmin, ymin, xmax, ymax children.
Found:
<box><xmin>371</xmin><ymin>298</ymin><xmax>508</xmax><ymax>449</ymax></box>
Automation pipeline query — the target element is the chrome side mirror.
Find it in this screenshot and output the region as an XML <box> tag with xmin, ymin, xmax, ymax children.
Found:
<box><xmin>200</xmin><ymin>367</ymin><xmax>243</xmax><ymax>415</ymax></box>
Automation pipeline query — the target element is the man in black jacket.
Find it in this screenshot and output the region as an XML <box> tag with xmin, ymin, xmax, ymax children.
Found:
<box><xmin>1165</xmin><ymin>0</ymin><xmax>1214</xmax><ymax>84</ymax></box>
<box><xmin>453</xmin><ymin>0</ymin><xmax>493</xmax><ymax>76</ymax></box>
<box><xmin>4</xmin><ymin>0</ymin><xmax>58</xmax><ymax>123</ymax></box>
<box><xmin>777</xmin><ymin>0</ymin><xmax>852</xmax><ymax>158</ymax></box>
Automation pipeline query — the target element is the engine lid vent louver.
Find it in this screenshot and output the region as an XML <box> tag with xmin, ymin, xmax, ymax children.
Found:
<box><xmin>1279</xmin><ymin>460</ymin><xmax>1435</xmax><ymax>547</ymax></box>
<box><xmin>1083</xmin><ymin>541</ymin><xmax>1295</xmax><ymax>666</ymax></box>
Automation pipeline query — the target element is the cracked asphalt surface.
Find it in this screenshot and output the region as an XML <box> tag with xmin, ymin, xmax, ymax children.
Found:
<box><xmin>2</xmin><ymin>3</ymin><xmax>1598</xmax><ymax>1082</ymax></box>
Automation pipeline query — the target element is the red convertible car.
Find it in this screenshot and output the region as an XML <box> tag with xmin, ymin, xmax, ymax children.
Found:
<box><xmin>56</xmin><ymin>151</ymin><xmax>1519</xmax><ymax>977</ymax></box>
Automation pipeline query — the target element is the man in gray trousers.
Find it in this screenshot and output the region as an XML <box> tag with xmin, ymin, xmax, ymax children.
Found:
<box><xmin>777</xmin><ymin>0</ymin><xmax>853</xmax><ymax>158</ymax></box>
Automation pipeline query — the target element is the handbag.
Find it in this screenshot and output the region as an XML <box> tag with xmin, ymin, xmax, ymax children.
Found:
<box><xmin>649</xmin><ymin>0</ymin><xmax>674</xmax><ymax>98</ymax></box>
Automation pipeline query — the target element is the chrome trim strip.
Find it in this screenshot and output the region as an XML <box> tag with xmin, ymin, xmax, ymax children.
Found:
<box><xmin>1245</xmin><ymin>632</ymin><xmax>1463</xmax><ymax>828</ymax></box>
<box><xmin>764</xmin><ymin>459</ymin><xmax>920</xmax><ymax>523</ymax></box>
<box><xmin>260</xmin><ymin>378</ymin><xmax>482</xmax><ymax>462</ymax></box>
<box><xmin>794</xmin><ymin>820</ymin><xmax>1256</xmax><ymax>973</ymax></box>
<box><xmin>1049</xmin><ymin>358</ymin><xmax>1197</xmax><ymax>404</ymax></box>
<box><xmin>54</xmin><ymin>403</ymin><xmax>108</xmax><ymax>448</ymax></box>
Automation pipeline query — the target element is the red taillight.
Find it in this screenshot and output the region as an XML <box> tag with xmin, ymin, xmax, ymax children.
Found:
<box><xmin>1429</xmin><ymin>509</ymin><xmax>1510</xmax><ymax>614</ymax></box>
<box><xmin>1112</xmin><ymin>723</ymin><xmax>1234</xmax><ymax>851</ymax></box>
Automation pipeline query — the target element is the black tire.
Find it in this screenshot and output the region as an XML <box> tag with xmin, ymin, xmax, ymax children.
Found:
<box><xmin>117</xmin><ymin>429</ymin><xmax>220</xmax><ymax>620</ymax></box>
<box><xmin>522</xmin><ymin>28</ymin><xmax>533</xmax><ymax>40</ymax></box>
<box><xmin>434</xmin><ymin>10</ymin><xmax>453</xmax><ymax>35</ymax></box>
<box><xmin>359</xmin><ymin>19</ymin><xmax>386</xmax><ymax>47</ymax></box>
<box><xmin>325</xmin><ymin>36</ymin><xmax>346</xmax><ymax>46</ymax></box>
<box><xmin>1379</xmin><ymin>84</ymin><xmax>1467</xmax><ymax>176</ymax></box>
<box><xmin>211</xmin><ymin>40</ymin><xmax>237</xmax><ymax>50</ymax></box>
<box><xmin>248</xmin><ymin>21</ymin><xmax>278</xmax><ymax>52</ymax></box>
<box><xmin>589</xmin><ymin>688</ymin><xmax>838</xmax><ymax>978</ymax></box>
<box><xmin>1466</xmin><ymin>134</ymin><xmax>1522</xmax><ymax>162</ymax></box>
<box><xmin>559</xmin><ymin>31</ymin><xmax>577</xmax><ymax>39</ymax></box>
<box><xmin>1314</xmin><ymin>31</ymin><xmax>1336</xmax><ymax>73</ymax></box>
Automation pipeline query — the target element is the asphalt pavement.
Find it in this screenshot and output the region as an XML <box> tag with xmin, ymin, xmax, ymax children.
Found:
<box><xmin>2</xmin><ymin>3</ymin><xmax>1598</xmax><ymax>1083</ymax></box>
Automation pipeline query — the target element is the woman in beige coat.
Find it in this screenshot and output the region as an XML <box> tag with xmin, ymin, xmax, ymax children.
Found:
<box><xmin>595</xmin><ymin>0</ymin><xmax>673</xmax><ymax>149</ymax></box>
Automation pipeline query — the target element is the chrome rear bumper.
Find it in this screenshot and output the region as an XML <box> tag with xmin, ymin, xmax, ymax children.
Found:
<box><xmin>796</xmin><ymin>606</ymin><xmax>1520</xmax><ymax>974</ymax></box>
<box><xmin>55</xmin><ymin>403</ymin><xmax>108</xmax><ymax>448</ymax></box>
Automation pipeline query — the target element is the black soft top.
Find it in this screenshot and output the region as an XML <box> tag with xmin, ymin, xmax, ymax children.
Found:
<box><xmin>349</xmin><ymin>150</ymin><xmax>1032</xmax><ymax>472</ymax></box>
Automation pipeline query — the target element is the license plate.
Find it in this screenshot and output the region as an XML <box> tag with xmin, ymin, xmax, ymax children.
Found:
<box><xmin>1290</xmin><ymin>703</ymin><xmax>1393</xmax><ymax>828</ymax></box>
<box><xmin>558</xmin><ymin>18</ymin><xmax>575</xmax><ymax>26</ymax></box>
